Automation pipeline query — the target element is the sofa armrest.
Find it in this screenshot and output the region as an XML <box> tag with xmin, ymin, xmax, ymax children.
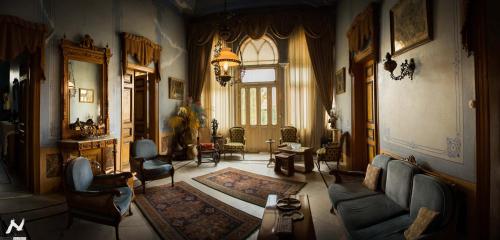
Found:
<box><xmin>157</xmin><ymin>154</ymin><xmax>172</xmax><ymax>164</ymax></box>
<box><xmin>66</xmin><ymin>189</ymin><xmax>122</xmax><ymax>217</ymax></box>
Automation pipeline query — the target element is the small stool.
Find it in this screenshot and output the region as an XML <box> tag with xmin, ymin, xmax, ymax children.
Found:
<box><xmin>275</xmin><ymin>153</ymin><xmax>296</xmax><ymax>176</ymax></box>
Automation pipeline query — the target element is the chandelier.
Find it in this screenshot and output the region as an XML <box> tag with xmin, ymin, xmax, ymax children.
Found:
<box><xmin>210</xmin><ymin>0</ymin><xmax>243</xmax><ymax>87</ymax></box>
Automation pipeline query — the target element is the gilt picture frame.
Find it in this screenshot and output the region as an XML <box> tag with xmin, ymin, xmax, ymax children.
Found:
<box><xmin>169</xmin><ymin>77</ymin><xmax>184</xmax><ymax>100</ymax></box>
<box><xmin>79</xmin><ymin>88</ymin><xmax>94</xmax><ymax>103</ymax></box>
<box><xmin>390</xmin><ymin>0</ymin><xmax>432</xmax><ymax>56</ymax></box>
<box><xmin>335</xmin><ymin>67</ymin><xmax>346</xmax><ymax>94</ymax></box>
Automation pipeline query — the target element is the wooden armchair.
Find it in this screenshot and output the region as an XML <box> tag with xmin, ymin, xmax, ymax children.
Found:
<box><xmin>130</xmin><ymin>139</ymin><xmax>174</xmax><ymax>193</ymax></box>
<box><xmin>65</xmin><ymin>157</ymin><xmax>133</xmax><ymax>239</ymax></box>
<box><xmin>223</xmin><ymin>127</ymin><xmax>246</xmax><ymax>159</ymax></box>
<box><xmin>317</xmin><ymin>132</ymin><xmax>348</xmax><ymax>171</ymax></box>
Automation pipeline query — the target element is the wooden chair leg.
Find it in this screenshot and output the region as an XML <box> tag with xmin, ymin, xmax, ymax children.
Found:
<box><xmin>129</xmin><ymin>205</ymin><xmax>133</xmax><ymax>216</ymax></box>
<box><xmin>142</xmin><ymin>180</ymin><xmax>146</xmax><ymax>194</ymax></box>
<box><xmin>66</xmin><ymin>214</ymin><xmax>73</xmax><ymax>229</ymax></box>
<box><xmin>115</xmin><ymin>225</ymin><xmax>120</xmax><ymax>240</ymax></box>
<box><xmin>171</xmin><ymin>174</ymin><xmax>174</xmax><ymax>187</ymax></box>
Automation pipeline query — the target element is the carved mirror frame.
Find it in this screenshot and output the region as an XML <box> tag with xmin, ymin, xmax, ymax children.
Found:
<box><xmin>60</xmin><ymin>35</ymin><xmax>111</xmax><ymax>139</ymax></box>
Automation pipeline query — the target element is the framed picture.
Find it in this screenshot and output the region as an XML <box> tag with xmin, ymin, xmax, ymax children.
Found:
<box><xmin>169</xmin><ymin>77</ymin><xmax>184</xmax><ymax>100</ymax></box>
<box><xmin>335</xmin><ymin>67</ymin><xmax>346</xmax><ymax>94</ymax></box>
<box><xmin>390</xmin><ymin>0</ymin><xmax>432</xmax><ymax>56</ymax></box>
<box><xmin>79</xmin><ymin>88</ymin><xmax>94</xmax><ymax>103</ymax></box>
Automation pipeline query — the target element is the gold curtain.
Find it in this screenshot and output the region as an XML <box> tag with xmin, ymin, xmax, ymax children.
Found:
<box><xmin>121</xmin><ymin>32</ymin><xmax>162</xmax><ymax>80</ymax></box>
<box><xmin>0</xmin><ymin>15</ymin><xmax>47</xmax><ymax>80</ymax></box>
<box><xmin>286</xmin><ymin>27</ymin><xmax>324</xmax><ymax>149</ymax></box>
<box><xmin>200</xmin><ymin>34</ymin><xmax>235</xmax><ymax>135</ymax></box>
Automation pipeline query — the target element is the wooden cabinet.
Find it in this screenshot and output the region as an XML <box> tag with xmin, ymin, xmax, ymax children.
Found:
<box><xmin>59</xmin><ymin>136</ymin><xmax>117</xmax><ymax>175</ymax></box>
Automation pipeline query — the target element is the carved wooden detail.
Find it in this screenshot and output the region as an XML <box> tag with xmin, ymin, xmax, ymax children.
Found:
<box><xmin>60</xmin><ymin>34</ymin><xmax>112</xmax><ymax>139</ymax></box>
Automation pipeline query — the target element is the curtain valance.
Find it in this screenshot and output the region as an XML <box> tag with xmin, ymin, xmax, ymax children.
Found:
<box><xmin>346</xmin><ymin>3</ymin><xmax>376</xmax><ymax>53</ymax></box>
<box><xmin>0</xmin><ymin>15</ymin><xmax>47</xmax><ymax>80</ymax></box>
<box><xmin>121</xmin><ymin>32</ymin><xmax>162</xmax><ymax>80</ymax></box>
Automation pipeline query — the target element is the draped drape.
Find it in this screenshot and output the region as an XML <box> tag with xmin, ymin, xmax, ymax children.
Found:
<box><xmin>187</xmin><ymin>7</ymin><xmax>336</xmax><ymax>108</ymax></box>
<box><xmin>121</xmin><ymin>32</ymin><xmax>162</xmax><ymax>80</ymax></box>
<box><xmin>200</xmin><ymin>34</ymin><xmax>235</xmax><ymax>134</ymax></box>
<box><xmin>0</xmin><ymin>15</ymin><xmax>47</xmax><ymax>80</ymax></box>
<box><xmin>286</xmin><ymin>27</ymin><xmax>324</xmax><ymax>149</ymax></box>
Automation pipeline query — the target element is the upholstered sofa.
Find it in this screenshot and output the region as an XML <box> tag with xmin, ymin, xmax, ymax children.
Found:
<box><xmin>328</xmin><ymin>155</ymin><xmax>455</xmax><ymax>240</ymax></box>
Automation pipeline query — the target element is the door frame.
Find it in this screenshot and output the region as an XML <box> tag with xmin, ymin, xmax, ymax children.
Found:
<box><xmin>120</xmin><ymin>63</ymin><xmax>159</xmax><ymax>170</ymax></box>
<box><xmin>350</xmin><ymin>54</ymin><xmax>379</xmax><ymax>171</ymax></box>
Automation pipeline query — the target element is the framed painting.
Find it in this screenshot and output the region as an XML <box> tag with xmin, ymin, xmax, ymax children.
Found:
<box><xmin>169</xmin><ymin>77</ymin><xmax>184</xmax><ymax>100</ymax></box>
<box><xmin>335</xmin><ymin>67</ymin><xmax>346</xmax><ymax>94</ymax></box>
<box><xmin>390</xmin><ymin>0</ymin><xmax>432</xmax><ymax>55</ymax></box>
<box><xmin>79</xmin><ymin>88</ymin><xmax>94</xmax><ymax>103</ymax></box>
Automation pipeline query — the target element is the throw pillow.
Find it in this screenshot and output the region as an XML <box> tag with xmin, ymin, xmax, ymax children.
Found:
<box><xmin>404</xmin><ymin>207</ymin><xmax>439</xmax><ymax>240</ymax></box>
<box><xmin>362</xmin><ymin>164</ymin><xmax>381</xmax><ymax>190</ymax></box>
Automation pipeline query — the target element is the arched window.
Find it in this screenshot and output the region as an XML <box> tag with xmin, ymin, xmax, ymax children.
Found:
<box><xmin>240</xmin><ymin>36</ymin><xmax>278</xmax><ymax>65</ymax></box>
<box><xmin>239</xmin><ymin>36</ymin><xmax>278</xmax><ymax>83</ymax></box>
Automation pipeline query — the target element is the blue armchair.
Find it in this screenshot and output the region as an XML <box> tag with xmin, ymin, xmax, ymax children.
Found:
<box><xmin>65</xmin><ymin>157</ymin><xmax>133</xmax><ymax>240</ymax></box>
<box><xmin>130</xmin><ymin>139</ymin><xmax>174</xmax><ymax>193</ymax></box>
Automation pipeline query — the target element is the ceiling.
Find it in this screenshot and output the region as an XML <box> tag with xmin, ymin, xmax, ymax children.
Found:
<box><xmin>169</xmin><ymin>0</ymin><xmax>336</xmax><ymax>16</ymax></box>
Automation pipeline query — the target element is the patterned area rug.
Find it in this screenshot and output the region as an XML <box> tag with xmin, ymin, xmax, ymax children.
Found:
<box><xmin>135</xmin><ymin>181</ymin><xmax>260</xmax><ymax>240</ymax></box>
<box><xmin>193</xmin><ymin>167</ymin><xmax>306</xmax><ymax>207</ymax></box>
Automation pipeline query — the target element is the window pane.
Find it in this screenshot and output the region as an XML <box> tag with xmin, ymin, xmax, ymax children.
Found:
<box><xmin>241</xmin><ymin>88</ymin><xmax>246</xmax><ymax>125</ymax></box>
<box><xmin>272</xmin><ymin>87</ymin><xmax>277</xmax><ymax>125</ymax></box>
<box><xmin>261</xmin><ymin>88</ymin><xmax>268</xmax><ymax>125</ymax></box>
<box><xmin>249</xmin><ymin>88</ymin><xmax>257</xmax><ymax>125</ymax></box>
<box><xmin>242</xmin><ymin>68</ymin><xmax>275</xmax><ymax>83</ymax></box>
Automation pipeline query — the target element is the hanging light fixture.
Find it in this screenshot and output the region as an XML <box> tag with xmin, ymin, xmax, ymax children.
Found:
<box><xmin>211</xmin><ymin>0</ymin><xmax>243</xmax><ymax>87</ymax></box>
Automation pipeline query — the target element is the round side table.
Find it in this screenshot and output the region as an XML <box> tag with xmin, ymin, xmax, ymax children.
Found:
<box><xmin>265</xmin><ymin>139</ymin><xmax>275</xmax><ymax>167</ymax></box>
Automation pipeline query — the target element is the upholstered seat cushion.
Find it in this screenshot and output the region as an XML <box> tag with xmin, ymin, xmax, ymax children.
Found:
<box><xmin>351</xmin><ymin>214</ymin><xmax>412</xmax><ymax>240</ymax></box>
<box><xmin>337</xmin><ymin>194</ymin><xmax>407</xmax><ymax>231</ymax></box>
<box><xmin>328</xmin><ymin>182</ymin><xmax>379</xmax><ymax>208</ymax></box>
<box><xmin>224</xmin><ymin>142</ymin><xmax>244</xmax><ymax>149</ymax></box>
<box><xmin>113</xmin><ymin>186</ymin><xmax>133</xmax><ymax>215</ymax></box>
<box><xmin>142</xmin><ymin>159</ymin><xmax>173</xmax><ymax>176</ymax></box>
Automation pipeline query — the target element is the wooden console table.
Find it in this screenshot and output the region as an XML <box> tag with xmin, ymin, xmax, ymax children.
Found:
<box><xmin>59</xmin><ymin>136</ymin><xmax>117</xmax><ymax>174</ymax></box>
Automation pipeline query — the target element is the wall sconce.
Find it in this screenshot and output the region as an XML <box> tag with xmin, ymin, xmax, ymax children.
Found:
<box><xmin>383</xmin><ymin>52</ymin><xmax>416</xmax><ymax>81</ymax></box>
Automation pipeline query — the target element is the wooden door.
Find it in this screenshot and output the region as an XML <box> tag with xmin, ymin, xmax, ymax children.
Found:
<box><xmin>364</xmin><ymin>60</ymin><xmax>378</xmax><ymax>162</ymax></box>
<box><xmin>238</xmin><ymin>84</ymin><xmax>280</xmax><ymax>152</ymax></box>
<box><xmin>121</xmin><ymin>70</ymin><xmax>134</xmax><ymax>170</ymax></box>
<box><xmin>134</xmin><ymin>73</ymin><xmax>148</xmax><ymax>140</ymax></box>
<box><xmin>16</xmin><ymin>78</ymin><xmax>28</xmax><ymax>185</ymax></box>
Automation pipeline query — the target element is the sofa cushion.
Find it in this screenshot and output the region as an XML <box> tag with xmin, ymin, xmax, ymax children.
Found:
<box><xmin>351</xmin><ymin>214</ymin><xmax>412</xmax><ymax>240</ymax></box>
<box><xmin>385</xmin><ymin>160</ymin><xmax>420</xmax><ymax>209</ymax></box>
<box><xmin>142</xmin><ymin>159</ymin><xmax>173</xmax><ymax>176</ymax></box>
<box><xmin>113</xmin><ymin>186</ymin><xmax>132</xmax><ymax>215</ymax></box>
<box><xmin>337</xmin><ymin>194</ymin><xmax>407</xmax><ymax>231</ymax></box>
<box><xmin>132</xmin><ymin>139</ymin><xmax>158</xmax><ymax>160</ymax></box>
<box><xmin>371</xmin><ymin>154</ymin><xmax>394</xmax><ymax>192</ymax></box>
<box><xmin>410</xmin><ymin>174</ymin><xmax>453</xmax><ymax>232</ymax></box>
<box><xmin>328</xmin><ymin>182</ymin><xmax>379</xmax><ymax>208</ymax></box>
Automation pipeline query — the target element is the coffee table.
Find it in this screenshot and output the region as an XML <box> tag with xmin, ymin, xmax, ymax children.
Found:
<box><xmin>257</xmin><ymin>194</ymin><xmax>316</xmax><ymax>240</ymax></box>
<box><xmin>277</xmin><ymin>146</ymin><xmax>315</xmax><ymax>173</ymax></box>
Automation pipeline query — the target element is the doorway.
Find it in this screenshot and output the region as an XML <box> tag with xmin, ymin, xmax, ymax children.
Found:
<box><xmin>120</xmin><ymin>64</ymin><xmax>158</xmax><ymax>171</ymax></box>
<box><xmin>351</xmin><ymin>57</ymin><xmax>379</xmax><ymax>171</ymax></box>
<box><xmin>0</xmin><ymin>52</ymin><xmax>36</xmax><ymax>192</ymax></box>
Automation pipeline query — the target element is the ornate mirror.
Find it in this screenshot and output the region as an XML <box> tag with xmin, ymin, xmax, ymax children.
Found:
<box><xmin>60</xmin><ymin>35</ymin><xmax>111</xmax><ymax>139</ymax></box>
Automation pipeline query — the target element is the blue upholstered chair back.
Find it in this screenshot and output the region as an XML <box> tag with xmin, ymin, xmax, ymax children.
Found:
<box><xmin>371</xmin><ymin>155</ymin><xmax>393</xmax><ymax>192</ymax></box>
<box><xmin>410</xmin><ymin>174</ymin><xmax>454</xmax><ymax>232</ymax></box>
<box><xmin>66</xmin><ymin>157</ymin><xmax>93</xmax><ymax>191</ymax></box>
<box><xmin>132</xmin><ymin>139</ymin><xmax>158</xmax><ymax>160</ymax></box>
<box><xmin>385</xmin><ymin>160</ymin><xmax>420</xmax><ymax>209</ymax></box>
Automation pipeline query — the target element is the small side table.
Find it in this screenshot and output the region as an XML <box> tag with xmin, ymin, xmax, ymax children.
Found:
<box><xmin>275</xmin><ymin>153</ymin><xmax>296</xmax><ymax>176</ymax></box>
<box><xmin>265</xmin><ymin>139</ymin><xmax>275</xmax><ymax>167</ymax></box>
